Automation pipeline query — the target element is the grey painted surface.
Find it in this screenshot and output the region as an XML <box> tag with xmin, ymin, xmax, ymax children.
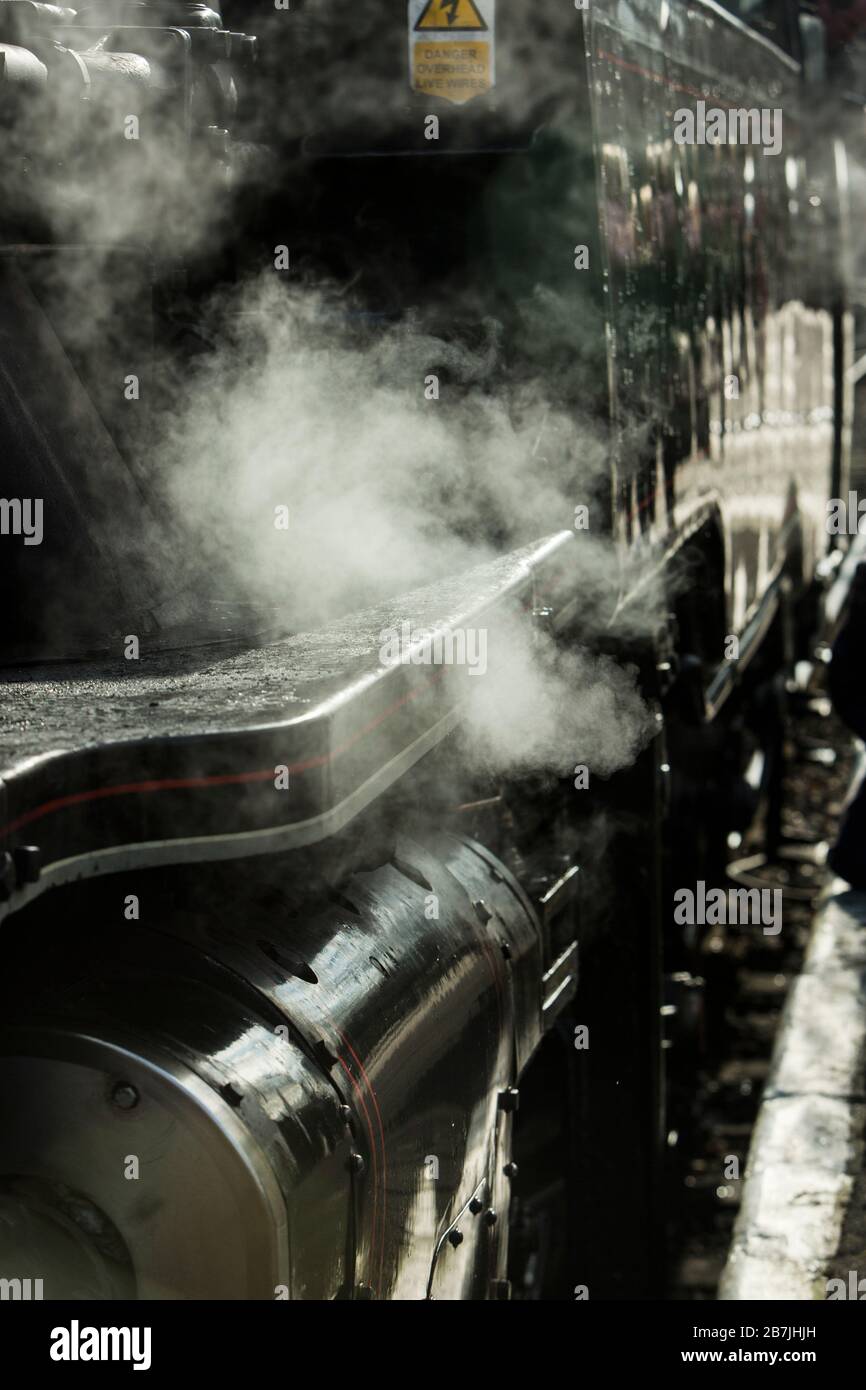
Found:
<box><xmin>720</xmin><ymin>886</ymin><xmax>866</xmax><ymax>1300</ymax></box>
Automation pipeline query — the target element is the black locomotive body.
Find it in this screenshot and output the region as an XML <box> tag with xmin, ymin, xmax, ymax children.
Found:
<box><xmin>0</xmin><ymin>0</ymin><xmax>857</xmax><ymax>1299</ymax></box>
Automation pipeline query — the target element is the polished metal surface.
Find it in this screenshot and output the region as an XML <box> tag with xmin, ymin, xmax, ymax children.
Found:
<box><xmin>587</xmin><ymin>0</ymin><xmax>846</xmax><ymax>636</ymax></box>
<box><xmin>0</xmin><ymin>831</ymin><xmax>550</xmax><ymax>1299</ymax></box>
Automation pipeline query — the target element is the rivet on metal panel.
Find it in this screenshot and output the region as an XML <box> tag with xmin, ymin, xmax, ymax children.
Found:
<box><xmin>13</xmin><ymin>844</ymin><xmax>41</xmax><ymax>885</ymax></box>
<box><xmin>0</xmin><ymin>852</ymin><xmax>15</xmax><ymax>902</ymax></box>
<box><xmin>497</xmin><ymin>1087</ymin><xmax>519</xmax><ymax>1113</ymax></box>
<box><xmin>111</xmin><ymin>1082</ymin><xmax>139</xmax><ymax>1111</ymax></box>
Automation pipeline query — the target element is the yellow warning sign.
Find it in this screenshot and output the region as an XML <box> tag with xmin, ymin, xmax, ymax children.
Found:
<box><xmin>415</xmin><ymin>0</ymin><xmax>487</xmax><ymax>31</ymax></box>
<box><xmin>409</xmin><ymin>0</ymin><xmax>495</xmax><ymax>106</ymax></box>
<box><xmin>412</xmin><ymin>40</ymin><xmax>491</xmax><ymax>103</ymax></box>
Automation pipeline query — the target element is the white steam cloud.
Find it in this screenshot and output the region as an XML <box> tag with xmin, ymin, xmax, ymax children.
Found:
<box><xmin>159</xmin><ymin>275</ymin><xmax>657</xmax><ymax>778</ymax></box>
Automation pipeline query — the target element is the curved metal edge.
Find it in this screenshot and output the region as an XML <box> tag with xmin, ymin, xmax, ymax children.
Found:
<box><xmin>0</xmin><ymin>1026</ymin><xmax>290</xmax><ymax>1297</ymax></box>
<box><xmin>0</xmin><ymin>707</ymin><xmax>463</xmax><ymax>927</ymax></box>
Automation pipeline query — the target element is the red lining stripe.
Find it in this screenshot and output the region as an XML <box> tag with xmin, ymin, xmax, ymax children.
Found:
<box><xmin>0</xmin><ymin>667</ymin><xmax>450</xmax><ymax>841</ymax></box>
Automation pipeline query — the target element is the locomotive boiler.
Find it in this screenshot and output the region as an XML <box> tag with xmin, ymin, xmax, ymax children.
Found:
<box><xmin>0</xmin><ymin>0</ymin><xmax>857</xmax><ymax>1299</ymax></box>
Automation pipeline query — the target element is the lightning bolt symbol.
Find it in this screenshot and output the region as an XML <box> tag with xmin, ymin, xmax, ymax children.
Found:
<box><xmin>439</xmin><ymin>0</ymin><xmax>460</xmax><ymax>24</ymax></box>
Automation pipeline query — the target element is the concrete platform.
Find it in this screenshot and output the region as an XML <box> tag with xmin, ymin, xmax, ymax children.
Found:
<box><xmin>720</xmin><ymin>884</ymin><xmax>866</xmax><ymax>1300</ymax></box>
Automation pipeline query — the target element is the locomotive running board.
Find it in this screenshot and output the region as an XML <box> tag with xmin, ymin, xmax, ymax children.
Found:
<box><xmin>0</xmin><ymin>530</ymin><xmax>577</xmax><ymax>924</ymax></box>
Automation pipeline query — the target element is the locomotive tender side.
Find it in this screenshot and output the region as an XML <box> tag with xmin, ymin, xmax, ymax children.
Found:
<box><xmin>589</xmin><ymin>0</ymin><xmax>849</xmax><ymax>697</ymax></box>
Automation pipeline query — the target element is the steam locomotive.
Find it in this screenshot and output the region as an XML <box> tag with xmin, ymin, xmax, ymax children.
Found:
<box><xmin>0</xmin><ymin>0</ymin><xmax>857</xmax><ymax>1299</ymax></box>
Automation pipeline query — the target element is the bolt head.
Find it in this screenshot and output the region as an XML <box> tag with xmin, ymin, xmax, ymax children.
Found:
<box><xmin>447</xmin><ymin>1229</ymin><xmax>463</xmax><ymax>1248</ymax></box>
<box><xmin>13</xmin><ymin>845</ymin><xmax>41</xmax><ymax>885</ymax></box>
<box><xmin>347</xmin><ymin>1152</ymin><xmax>365</xmax><ymax>1174</ymax></box>
<box><xmin>469</xmin><ymin>1197</ymin><xmax>483</xmax><ymax>1215</ymax></box>
<box><xmin>111</xmin><ymin>1082</ymin><xmax>139</xmax><ymax>1111</ymax></box>
<box><xmin>0</xmin><ymin>853</ymin><xmax>15</xmax><ymax>902</ymax></box>
<box><xmin>483</xmin><ymin>1208</ymin><xmax>498</xmax><ymax>1228</ymax></box>
<box><xmin>356</xmin><ymin>1283</ymin><xmax>375</xmax><ymax>1300</ymax></box>
<box><xmin>498</xmin><ymin>1087</ymin><xmax>520</xmax><ymax>1114</ymax></box>
<box><xmin>503</xmin><ymin>1162</ymin><xmax>519</xmax><ymax>1179</ymax></box>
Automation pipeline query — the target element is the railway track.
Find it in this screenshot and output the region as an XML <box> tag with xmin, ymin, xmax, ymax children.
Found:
<box><xmin>668</xmin><ymin>666</ymin><xmax>858</xmax><ymax>1299</ymax></box>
